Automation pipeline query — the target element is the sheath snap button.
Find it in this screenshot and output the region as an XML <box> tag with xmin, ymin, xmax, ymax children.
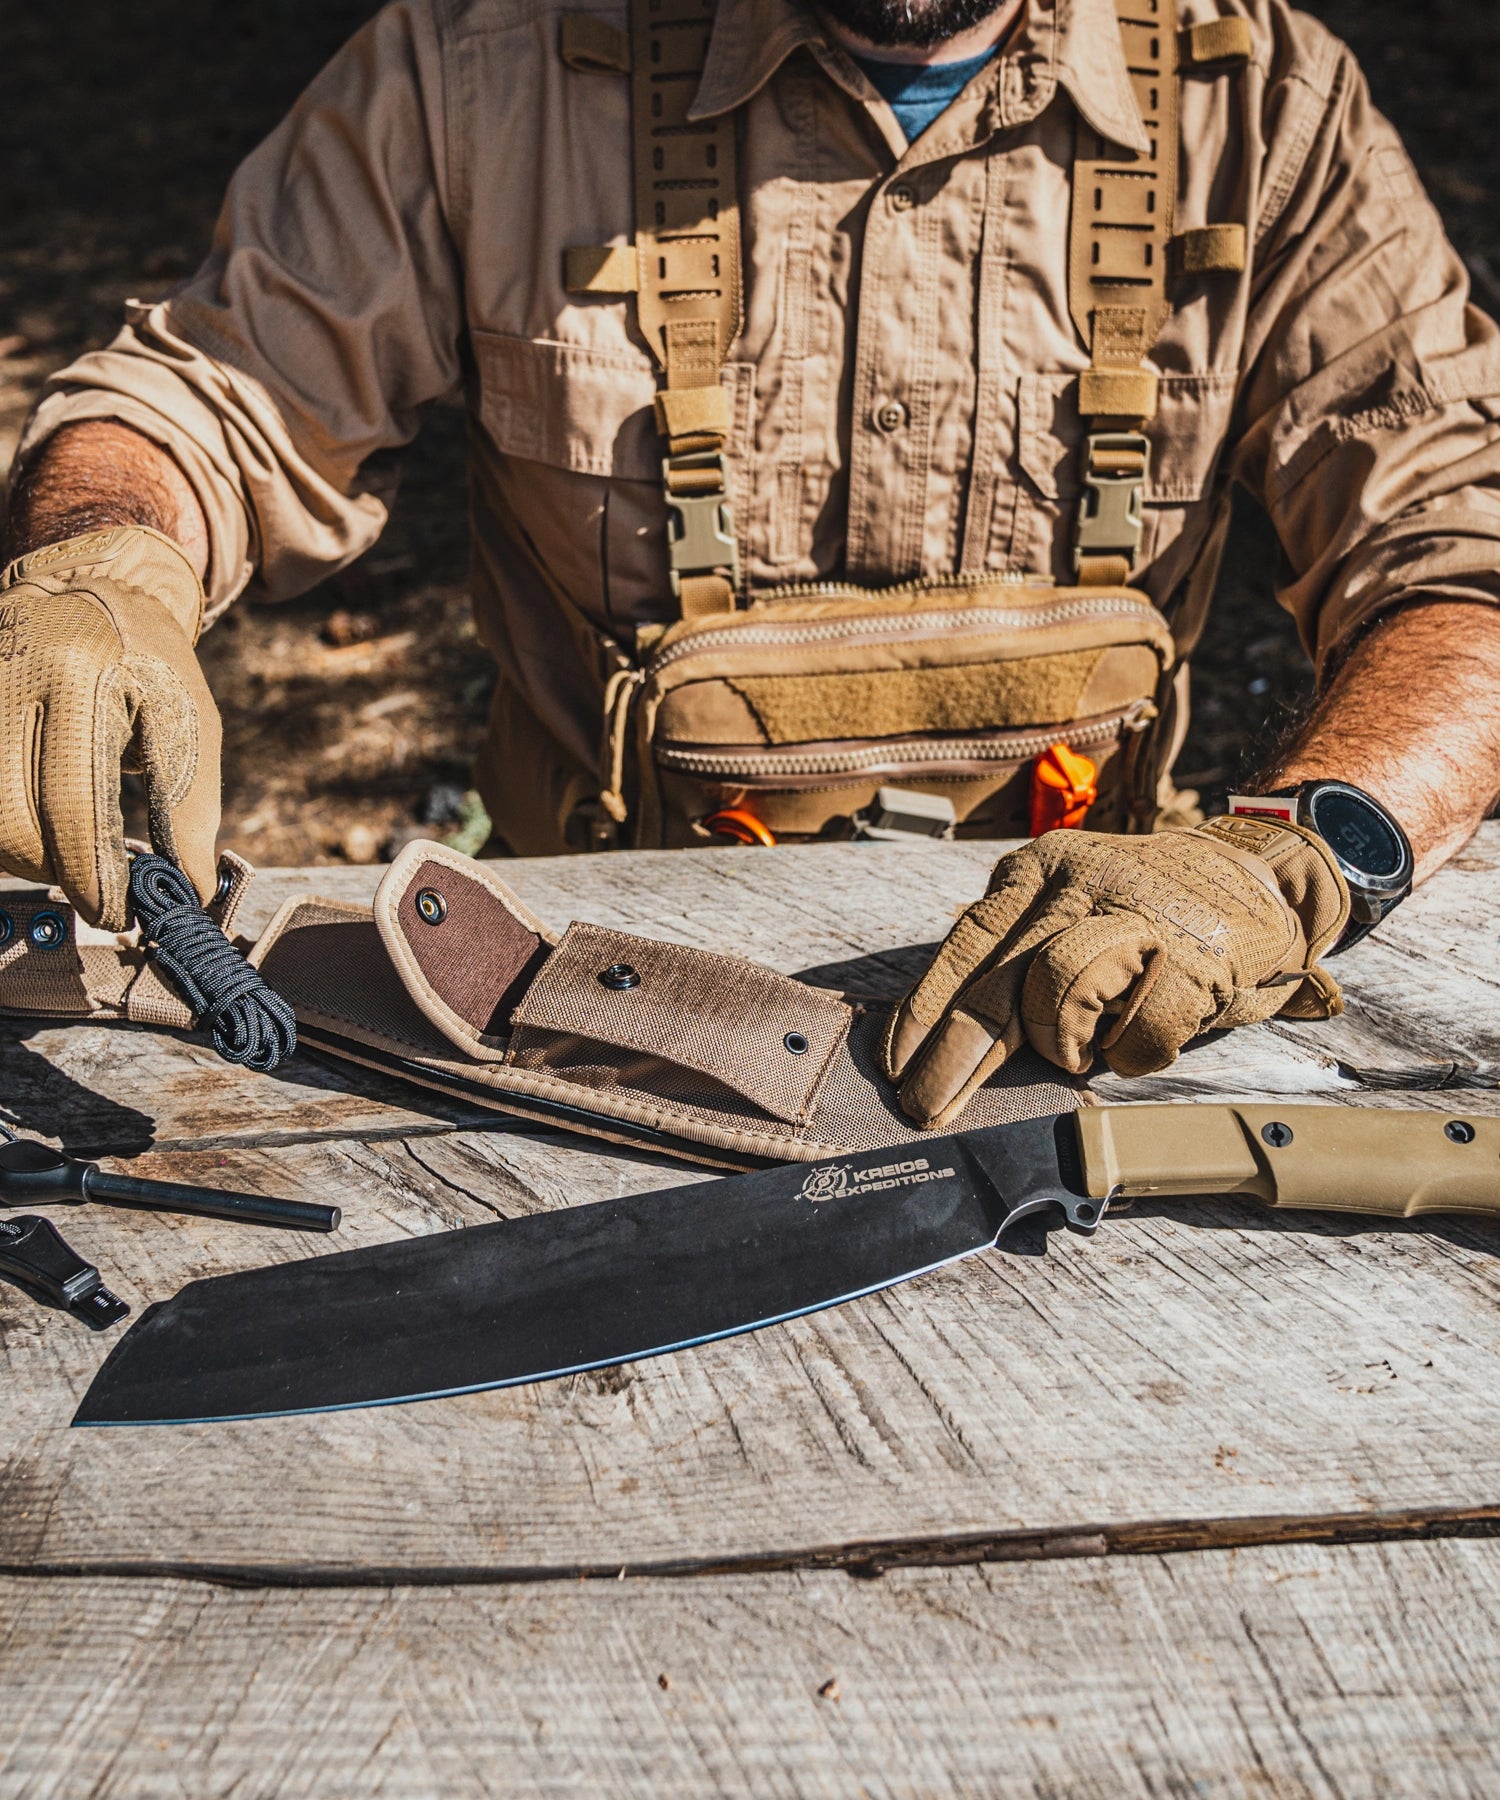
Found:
<box><xmin>888</xmin><ymin>183</ymin><xmax>916</xmax><ymax>211</ymax></box>
<box><xmin>1446</xmin><ymin>1120</ymin><xmax>1477</xmax><ymax>1144</ymax></box>
<box><xmin>873</xmin><ymin>398</ymin><xmax>907</xmax><ymax>435</ymax></box>
<box><xmin>0</xmin><ymin>910</ymin><xmax>13</xmax><ymax>948</ymax></box>
<box><xmin>416</xmin><ymin>888</ymin><xmax>448</xmax><ymax>926</ymax></box>
<box><xmin>600</xmin><ymin>963</ymin><xmax>641</xmax><ymax>991</ymax></box>
<box><xmin>784</xmin><ymin>1031</ymin><xmax>810</xmax><ymax>1055</ymax></box>
<box><xmin>214</xmin><ymin>869</ymin><xmax>234</xmax><ymax>905</ymax></box>
<box><xmin>29</xmin><ymin>912</ymin><xmax>66</xmax><ymax>950</ymax></box>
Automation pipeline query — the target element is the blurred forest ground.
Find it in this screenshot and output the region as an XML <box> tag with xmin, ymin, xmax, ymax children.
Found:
<box><xmin>2</xmin><ymin>0</ymin><xmax>1496</xmax><ymax>864</ymax></box>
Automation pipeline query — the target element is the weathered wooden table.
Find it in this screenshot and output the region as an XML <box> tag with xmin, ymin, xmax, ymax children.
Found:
<box><xmin>4</xmin><ymin>829</ymin><xmax>1500</xmax><ymax>1797</ymax></box>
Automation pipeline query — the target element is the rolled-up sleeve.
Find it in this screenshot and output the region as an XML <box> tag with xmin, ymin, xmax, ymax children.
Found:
<box><xmin>1233</xmin><ymin>11</ymin><xmax>1500</xmax><ymax>678</ymax></box>
<box><xmin>14</xmin><ymin>0</ymin><xmax>464</xmax><ymax>619</ymax></box>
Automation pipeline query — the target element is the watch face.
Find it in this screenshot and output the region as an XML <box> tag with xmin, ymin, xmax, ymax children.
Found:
<box><xmin>1306</xmin><ymin>786</ymin><xmax>1405</xmax><ymax>880</ymax></box>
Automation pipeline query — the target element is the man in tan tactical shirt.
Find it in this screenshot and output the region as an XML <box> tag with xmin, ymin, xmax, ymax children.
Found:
<box><xmin>5</xmin><ymin>0</ymin><xmax>1500</xmax><ymax>1105</ymax></box>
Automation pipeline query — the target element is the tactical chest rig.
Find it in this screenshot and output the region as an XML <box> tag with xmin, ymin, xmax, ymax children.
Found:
<box><xmin>555</xmin><ymin>0</ymin><xmax>1252</xmax><ymax>847</ymax></box>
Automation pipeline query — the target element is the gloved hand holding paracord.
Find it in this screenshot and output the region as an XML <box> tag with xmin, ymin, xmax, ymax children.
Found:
<box><xmin>0</xmin><ymin>527</ymin><xmax>221</xmax><ymax>930</ymax></box>
<box><xmin>883</xmin><ymin>815</ymin><xmax>1351</xmax><ymax>1130</ymax></box>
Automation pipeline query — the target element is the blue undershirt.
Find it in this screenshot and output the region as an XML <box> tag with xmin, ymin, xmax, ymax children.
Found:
<box><xmin>849</xmin><ymin>46</ymin><xmax>999</xmax><ymax>143</ymax></box>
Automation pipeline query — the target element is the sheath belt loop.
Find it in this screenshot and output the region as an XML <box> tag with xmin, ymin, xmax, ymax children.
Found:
<box><xmin>1067</xmin><ymin>0</ymin><xmax>1180</xmax><ymax>584</ymax></box>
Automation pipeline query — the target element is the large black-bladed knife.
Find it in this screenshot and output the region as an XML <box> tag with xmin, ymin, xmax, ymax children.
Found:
<box><xmin>73</xmin><ymin>1104</ymin><xmax>1500</xmax><ymax>1426</ymax></box>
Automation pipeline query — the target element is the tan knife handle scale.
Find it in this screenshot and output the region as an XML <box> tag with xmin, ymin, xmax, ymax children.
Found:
<box><xmin>1075</xmin><ymin>1104</ymin><xmax>1500</xmax><ymax>1219</ymax></box>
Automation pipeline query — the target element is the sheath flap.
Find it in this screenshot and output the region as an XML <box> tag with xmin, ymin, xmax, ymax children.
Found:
<box><xmin>372</xmin><ymin>842</ymin><xmax>557</xmax><ymax>1061</ymax></box>
<box><xmin>508</xmin><ymin>922</ymin><xmax>852</xmax><ymax>1126</ymax></box>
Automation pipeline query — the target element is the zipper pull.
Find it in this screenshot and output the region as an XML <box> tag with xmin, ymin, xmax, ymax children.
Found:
<box><xmin>597</xmin><ymin>666</ymin><xmax>646</xmax><ymax>836</ymax></box>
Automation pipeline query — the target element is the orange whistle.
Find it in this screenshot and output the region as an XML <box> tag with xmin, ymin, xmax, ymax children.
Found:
<box><xmin>701</xmin><ymin>808</ymin><xmax>778</xmax><ymax>846</ymax></box>
<box><xmin>1029</xmin><ymin>742</ymin><xmax>1098</xmax><ymax>837</ymax></box>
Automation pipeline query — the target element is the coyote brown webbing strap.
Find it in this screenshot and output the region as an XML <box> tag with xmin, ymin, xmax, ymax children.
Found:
<box><xmin>1066</xmin><ymin>1</ymin><xmax>1251</xmax><ymax>586</ymax></box>
<box><xmin>562</xmin><ymin>0</ymin><xmax>743</xmax><ymax>620</ymax></box>
<box><xmin>634</xmin><ymin>0</ymin><xmax>743</xmax><ymax>617</ymax></box>
<box><xmin>1068</xmin><ymin>0</ymin><xmax>1179</xmax><ymax>587</ymax></box>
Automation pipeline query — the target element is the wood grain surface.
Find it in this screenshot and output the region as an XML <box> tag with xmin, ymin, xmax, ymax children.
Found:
<box><xmin>6</xmin><ymin>1537</ymin><xmax>1500</xmax><ymax>1798</ymax></box>
<box><xmin>0</xmin><ymin>833</ymin><xmax>1498</xmax><ymax>1580</ymax></box>
<box><xmin>3</xmin><ymin>833</ymin><xmax>1499</xmax><ymax>1795</ymax></box>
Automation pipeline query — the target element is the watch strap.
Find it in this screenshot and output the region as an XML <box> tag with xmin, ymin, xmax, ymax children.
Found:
<box><xmin>1226</xmin><ymin>790</ymin><xmax>1299</xmax><ymax>823</ymax></box>
<box><xmin>1228</xmin><ymin>783</ymin><xmax>1412</xmax><ymax>954</ymax></box>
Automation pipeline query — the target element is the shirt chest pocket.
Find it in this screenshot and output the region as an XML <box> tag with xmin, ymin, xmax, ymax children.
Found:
<box><xmin>1012</xmin><ymin>372</ymin><xmax>1238</xmax><ymax>581</ymax></box>
<box><xmin>472</xmin><ymin>327</ymin><xmax>754</xmax><ymax>630</ymax></box>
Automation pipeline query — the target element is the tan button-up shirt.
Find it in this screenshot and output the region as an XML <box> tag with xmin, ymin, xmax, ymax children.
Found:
<box><xmin>20</xmin><ymin>0</ymin><xmax>1500</xmax><ymax>851</ymax></box>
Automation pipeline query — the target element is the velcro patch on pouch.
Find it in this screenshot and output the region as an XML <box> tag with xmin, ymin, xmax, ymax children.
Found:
<box><xmin>726</xmin><ymin>655</ymin><xmax>1107</xmax><ymax>745</ymax></box>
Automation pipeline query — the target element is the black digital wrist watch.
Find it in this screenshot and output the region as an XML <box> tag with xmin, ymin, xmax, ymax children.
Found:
<box><xmin>1259</xmin><ymin>780</ymin><xmax>1414</xmax><ymax>955</ymax></box>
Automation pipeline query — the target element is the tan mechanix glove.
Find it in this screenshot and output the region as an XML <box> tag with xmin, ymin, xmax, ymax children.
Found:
<box><xmin>883</xmin><ymin>815</ymin><xmax>1350</xmax><ymax>1129</ymax></box>
<box><xmin>0</xmin><ymin>526</ymin><xmax>221</xmax><ymax>930</ymax></box>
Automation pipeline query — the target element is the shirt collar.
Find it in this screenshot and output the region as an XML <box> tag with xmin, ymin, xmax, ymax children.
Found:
<box><xmin>1052</xmin><ymin>0</ymin><xmax>1150</xmax><ymax>152</ymax></box>
<box><xmin>690</xmin><ymin>0</ymin><xmax>1149</xmax><ymax>157</ymax></box>
<box><xmin>689</xmin><ymin>0</ymin><xmax>824</xmax><ymax>118</ymax></box>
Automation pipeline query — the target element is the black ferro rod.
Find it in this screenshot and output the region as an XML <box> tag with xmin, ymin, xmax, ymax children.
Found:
<box><xmin>79</xmin><ymin>1166</ymin><xmax>339</xmax><ymax>1233</ymax></box>
<box><xmin>0</xmin><ymin>1131</ymin><xmax>339</xmax><ymax>1233</ymax></box>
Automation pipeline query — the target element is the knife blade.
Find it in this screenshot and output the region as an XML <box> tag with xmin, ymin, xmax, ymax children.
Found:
<box><xmin>72</xmin><ymin>1103</ymin><xmax>1500</xmax><ymax>1427</ymax></box>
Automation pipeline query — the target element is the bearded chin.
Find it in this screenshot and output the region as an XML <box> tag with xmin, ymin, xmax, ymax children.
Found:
<box><xmin>818</xmin><ymin>0</ymin><xmax>1011</xmax><ymax>48</ymax></box>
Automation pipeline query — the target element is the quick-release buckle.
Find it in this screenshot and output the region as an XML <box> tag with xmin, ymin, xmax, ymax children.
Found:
<box><xmin>663</xmin><ymin>453</ymin><xmax>740</xmax><ymax>600</ymax></box>
<box><xmin>1073</xmin><ymin>431</ymin><xmax>1151</xmax><ymax>574</ymax></box>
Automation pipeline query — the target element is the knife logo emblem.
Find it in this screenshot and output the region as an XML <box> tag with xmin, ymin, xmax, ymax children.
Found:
<box><xmin>800</xmin><ymin>1164</ymin><xmax>854</xmax><ymax>1203</ymax></box>
<box><xmin>799</xmin><ymin>1158</ymin><xmax>955</xmax><ymax>1204</ymax></box>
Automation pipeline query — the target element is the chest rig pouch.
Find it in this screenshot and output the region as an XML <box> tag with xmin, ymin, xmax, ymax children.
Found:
<box><xmin>558</xmin><ymin>0</ymin><xmax>1251</xmax><ymax>846</ymax></box>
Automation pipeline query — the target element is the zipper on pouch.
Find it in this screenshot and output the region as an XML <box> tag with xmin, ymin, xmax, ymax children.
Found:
<box><xmin>657</xmin><ymin>703</ymin><xmax>1155</xmax><ymax>786</ymax></box>
<box><xmin>760</xmin><ymin>570</ymin><xmax>1036</xmax><ymax>600</ymax></box>
<box><xmin>646</xmin><ymin>591</ymin><xmax>1164</xmax><ymax>681</ymax></box>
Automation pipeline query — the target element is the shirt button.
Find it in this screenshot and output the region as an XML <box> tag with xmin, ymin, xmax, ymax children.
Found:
<box><xmin>873</xmin><ymin>398</ymin><xmax>908</xmax><ymax>435</ymax></box>
<box><xmin>889</xmin><ymin>183</ymin><xmax>916</xmax><ymax>211</ymax></box>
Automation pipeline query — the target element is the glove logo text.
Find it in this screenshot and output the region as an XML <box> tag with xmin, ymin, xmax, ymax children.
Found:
<box><xmin>1091</xmin><ymin>853</ymin><xmax>1230</xmax><ymax>955</ymax></box>
<box><xmin>0</xmin><ymin>608</ymin><xmax>26</xmax><ymax>663</ymax></box>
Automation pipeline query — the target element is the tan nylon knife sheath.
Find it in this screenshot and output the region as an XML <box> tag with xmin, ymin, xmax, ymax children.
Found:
<box><xmin>0</xmin><ymin>844</ymin><xmax>1081</xmax><ymax>1169</ymax></box>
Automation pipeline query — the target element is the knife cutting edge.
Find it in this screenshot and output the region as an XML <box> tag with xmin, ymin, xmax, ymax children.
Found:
<box><xmin>70</xmin><ymin>1103</ymin><xmax>1500</xmax><ymax>1428</ymax></box>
